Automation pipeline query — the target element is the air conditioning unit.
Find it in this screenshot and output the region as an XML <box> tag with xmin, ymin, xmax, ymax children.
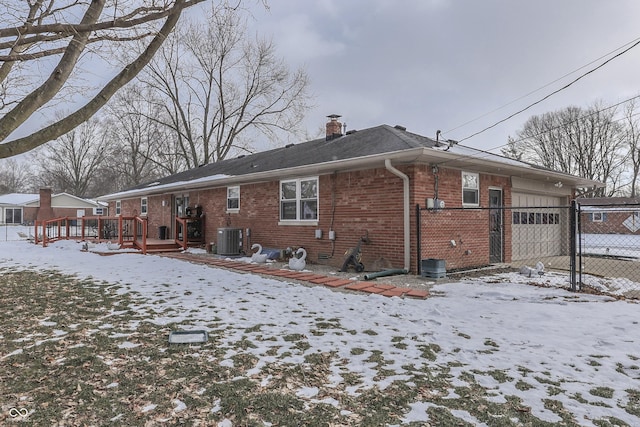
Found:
<box><xmin>217</xmin><ymin>227</ymin><xmax>242</xmax><ymax>255</ymax></box>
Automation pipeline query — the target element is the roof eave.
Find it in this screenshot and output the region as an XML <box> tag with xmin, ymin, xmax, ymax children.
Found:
<box><xmin>98</xmin><ymin>149</ymin><xmax>426</xmax><ymax>201</ymax></box>
<box><xmin>422</xmin><ymin>148</ymin><xmax>604</xmax><ymax>189</ymax></box>
<box><xmin>98</xmin><ymin>146</ymin><xmax>603</xmax><ymax>201</ymax></box>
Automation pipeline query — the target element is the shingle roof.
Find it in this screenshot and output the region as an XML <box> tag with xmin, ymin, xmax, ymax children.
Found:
<box><xmin>127</xmin><ymin>125</ymin><xmax>438</xmax><ymax>191</ymax></box>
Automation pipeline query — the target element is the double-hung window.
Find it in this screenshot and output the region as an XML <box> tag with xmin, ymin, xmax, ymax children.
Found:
<box><xmin>227</xmin><ymin>186</ymin><xmax>240</xmax><ymax>211</ymax></box>
<box><xmin>115</xmin><ymin>200</ymin><xmax>121</xmax><ymax>216</ymax></box>
<box><xmin>141</xmin><ymin>197</ymin><xmax>148</xmax><ymax>215</ymax></box>
<box><xmin>280</xmin><ymin>177</ymin><xmax>318</xmax><ymax>221</ymax></box>
<box><xmin>462</xmin><ymin>172</ymin><xmax>479</xmax><ymax>207</ymax></box>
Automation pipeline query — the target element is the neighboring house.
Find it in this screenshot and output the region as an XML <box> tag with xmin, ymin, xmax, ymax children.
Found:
<box><xmin>0</xmin><ymin>188</ymin><xmax>107</xmax><ymax>225</ymax></box>
<box><xmin>98</xmin><ymin>116</ymin><xmax>601</xmax><ymax>273</ymax></box>
<box><xmin>0</xmin><ymin>193</ymin><xmax>38</xmax><ymax>225</ymax></box>
<box><xmin>579</xmin><ymin>197</ymin><xmax>640</xmax><ymax>234</ymax></box>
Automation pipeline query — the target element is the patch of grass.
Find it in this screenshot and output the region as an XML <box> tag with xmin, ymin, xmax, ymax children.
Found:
<box><xmin>590</xmin><ymin>386</ymin><xmax>615</xmax><ymax>399</ymax></box>
<box><xmin>417</xmin><ymin>343</ymin><xmax>441</xmax><ymax>361</ymax></box>
<box><xmin>0</xmin><ymin>267</ymin><xmax>631</xmax><ymax>426</ymax></box>
<box><xmin>244</xmin><ymin>324</ymin><xmax>263</xmax><ymax>333</ymax></box>
<box><xmin>515</xmin><ymin>380</ymin><xmax>534</xmax><ymax>391</ymax></box>
<box><xmin>282</xmin><ymin>333</ymin><xmax>305</xmax><ymax>342</ymax></box>
<box><xmin>350</xmin><ymin>347</ymin><xmax>365</xmax><ymax>356</ymax></box>
<box><xmin>486</xmin><ymin>369</ymin><xmax>513</xmax><ymax>383</ymax></box>
<box><xmin>623</xmin><ymin>389</ymin><xmax>640</xmax><ymax>417</ymax></box>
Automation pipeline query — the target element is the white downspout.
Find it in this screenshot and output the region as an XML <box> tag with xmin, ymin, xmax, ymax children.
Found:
<box><xmin>384</xmin><ymin>159</ymin><xmax>410</xmax><ymax>271</ymax></box>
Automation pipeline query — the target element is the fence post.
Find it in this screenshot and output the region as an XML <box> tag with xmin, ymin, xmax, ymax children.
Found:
<box><xmin>416</xmin><ymin>204</ymin><xmax>421</xmax><ymax>276</ymax></box>
<box><xmin>569</xmin><ymin>199</ymin><xmax>577</xmax><ymax>292</ymax></box>
<box><xmin>577</xmin><ymin>201</ymin><xmax>583</xmax><ymax>291</ymax></box>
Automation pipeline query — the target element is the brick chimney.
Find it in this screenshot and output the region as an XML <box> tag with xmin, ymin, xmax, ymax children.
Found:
<box><xmin>36</xmin><ymin>188</ymin><xmax>55</xmax><ymax>221</ymax></box>
<box><xmin>325</xmin><ymin>114</ymin><xmax>343</xmax><ymax>141</ymax></box>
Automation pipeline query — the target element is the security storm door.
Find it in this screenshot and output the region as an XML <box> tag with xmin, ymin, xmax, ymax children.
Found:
<box><xmin>489</xmin><ymin>189</ymin><xmax>503</xmax><ymax>263</ymax></box>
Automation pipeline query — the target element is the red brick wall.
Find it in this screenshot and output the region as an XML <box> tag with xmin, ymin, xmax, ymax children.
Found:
<box><xmin>111</xmin><ymin>165</ymin><xmax>514</xmax><ymax>273</ymax></box>
<box><xmin>581</xmin><ymin>211</ymin><xmax>640</xmax><ymax>235</ymax></box>
<box><xmin>416</xmin><ymin>168</ymin><xmax>512</xmax><ymax>270</ymax></box>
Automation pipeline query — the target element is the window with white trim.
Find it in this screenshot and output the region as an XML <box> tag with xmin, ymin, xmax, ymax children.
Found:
<box><xmin>115</xmin><ymin>200</ymin><xmax>121</xmax><ymax>216</ymax></box>
<box><xmin>5</xmin><ymin>208</ymin><xmax>22</xmax><ymax>224</ymax></box>
<box><xmin>280</xmin><ymin>177</ymin><xmax>318</xmax><ymax>221</ymax></box>
<box><xmin>227</xmin><ymin>186</ymin><xmax>240</xmax><ymax>211</ymax></box>
<box><xmin>591</xmin><ymin>212</ymin><xmax>605</xmax><ymax>222</ymax></box>
<box><xmin>462</xmin><ymin>172</ymin><xmax>479</xmax><ymax>206</ymax></box>
<box><xmin>141</xmin><ymin>197</ymin><xmax>148</xmax><ymax>215</ymax></box>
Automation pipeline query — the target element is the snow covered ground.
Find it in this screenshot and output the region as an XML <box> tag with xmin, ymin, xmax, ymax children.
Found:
<box><xmin>1</xmin><ymin>234</ymin><xmax>639</xmax><ymax>426</ymax></box>
<box><xmin>581</xmin><ymin>233</ymin><xmax>640</xmax><ymax>259</ymax></box>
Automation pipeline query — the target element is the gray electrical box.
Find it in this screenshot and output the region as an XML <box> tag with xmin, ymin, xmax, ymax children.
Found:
<box><xmin>217</xmin><ymin>227</ymin><xmax>242</xmax><ymax>255</ymax></box>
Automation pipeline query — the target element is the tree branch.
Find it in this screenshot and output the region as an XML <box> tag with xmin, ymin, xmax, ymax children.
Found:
<box><xmin>0</xmin><ymin>0</ymin><xmax>202</xmax><ymax>158</ymax></box>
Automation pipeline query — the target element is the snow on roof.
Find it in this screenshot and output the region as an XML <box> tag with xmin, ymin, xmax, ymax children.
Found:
<box><xmin>0</xmin><ymin>193</ymin><xmax>39</xmax><ymax>205</ymax></box>
<box><xmin>101</xmin><ymin>174</ymin><xmax>232</xmax><ymax>200</ymax></box>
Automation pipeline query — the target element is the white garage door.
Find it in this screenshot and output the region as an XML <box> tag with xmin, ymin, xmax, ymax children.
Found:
<box><xmin>512</xmin><ymin>193</ymin><xmax>564</xmax><ymax>260</ymax></box>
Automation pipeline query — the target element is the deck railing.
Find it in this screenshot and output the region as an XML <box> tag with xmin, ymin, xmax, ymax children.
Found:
<box><xmin>175</xmin><ymin>216</ymin><xmax>188</xmax><ymax>251</ymax></box>
<box><xmin>132</xmin><ymin>216</ymin><xmax>148</xmax><ymax>254</ymax></box>
<box><xmin>36</xmin><ymin>216</ymin><xmax>146</xmax><ymax>251</ymax></box>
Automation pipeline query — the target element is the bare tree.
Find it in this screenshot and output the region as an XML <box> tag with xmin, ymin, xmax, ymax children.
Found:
<box><xmin>0</xmin><ymin>0</ymin><xmax>205</xmax><ymax>159</ymax></box>
<box><xmin>503</xmin><ymin>102</ymin><xmax>627</xmax><ymax>196</ymax></box>
<box><xmin>102</xmin><ymin>83</ymin><xmax>173</xmax><ymax>188</ymax></box>
<box><xmin>33</xmin><ymin>117</ymin><xmax>110</xmax><ymax>197</ymax></box>
<box><xmin>140</xmin><ymin>3</ymin><xmax>311</xmax><ymax>169</ymax></box>
<box><xmin>622</xmin><ymin>99</ymin><xmax>640</xmax><ymax>197</ymax></box>
<box><xmin>0</xmin><ymin>158</ymin><xmax>35</xmax><ymax>193</ymax></box>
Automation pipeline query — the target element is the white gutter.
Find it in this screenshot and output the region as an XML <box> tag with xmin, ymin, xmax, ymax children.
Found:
<box><xmin>384</xmin><ymin>159</ymin><xmax>411</xmax><ymax>271</ymax></box>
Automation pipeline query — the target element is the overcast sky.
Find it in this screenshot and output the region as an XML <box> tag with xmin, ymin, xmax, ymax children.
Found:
<box><xmin>233</xmin><ymin>0</ymin><xmax>640</xmax><ymax>152</ymax></box>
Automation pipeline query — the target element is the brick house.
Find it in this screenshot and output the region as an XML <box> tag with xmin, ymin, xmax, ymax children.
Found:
<box><xmin>579</xmin><ymin>197</ymin><xmax>640</xmax><ymax>235</ymax></box>
<box><xmin>0</xmin><ymin>188</ymin><xmax>107</xmax><ymax>225</ymax></box>
<box><xmin>98</xmin><ymin>117</ymin><xmax>600</xmax><ymax>273</ymax></box>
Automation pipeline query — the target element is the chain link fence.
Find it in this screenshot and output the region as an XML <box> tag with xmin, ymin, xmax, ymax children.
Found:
<box><xmin>577</xmin><ymin>201</ymin><xmax>640</xmax><ymax>299</ymax></box>
<box><xmin>417</xmin><ymin>202</ymin><xmax>640</xmax><ymax>299</ymax></box>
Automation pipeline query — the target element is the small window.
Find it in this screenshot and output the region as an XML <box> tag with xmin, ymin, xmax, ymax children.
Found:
<box><xmin>592</xmin><ymin>212</ymin><xmax>604</xmax><ymax>222</ymax></box>
<box><xmin>513</xmin><ymin>212</ymin><xmax>520</xmax><ymax>224</ymax></box>
<box><xmin>280</xmin><ymin>177</ymin><xmax>318</xmax><ymax>221</ymax></box>
<box><xmin>115</xmin><ymin>200</ymin><xmax>121</xmax><ymax>216</ymax></box>
<box><xmin>94</xmin><ymin>207</ymin><xmax>104</xmax><ymax>216</ymax></box>
<box><xmin>227</xmin><ymin>186</ymin><xmax>240</xmax><ymax>211</ymax></box>
<box><xmin>462</xmin><ymin>172</ymin><xmax>479</xmax><ymax>206</ymax></box>
<box><xmin>141</xmin><ymin>197</ymin><xmax>148</xmax><ymax>216</ymax></box>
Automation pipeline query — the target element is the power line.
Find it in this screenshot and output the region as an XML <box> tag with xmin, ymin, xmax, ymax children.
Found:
<box><xmin>498</xmin><ymin>94</ymin><xmax>640</xmax><ymax>148</ymax></box>
<box><xmin>455</xmin><ymin>38</ymin><xmax>640</xmax><ymax>144</ymax></box>
<box><xmin>444</xmin><ymin>36</ymin><xmax>640</xmax><ymax>135</ymax></box>
<box><xmin>434</xmin><ymin>94</ymin><xmax>640</xmax><ymax>167</ymax></box>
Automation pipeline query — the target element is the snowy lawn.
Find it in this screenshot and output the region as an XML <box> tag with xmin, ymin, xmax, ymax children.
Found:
<box><xmin>0</xmin><ymin>239</ymin><xmax>639</xmax><ymax>426</ymax></box>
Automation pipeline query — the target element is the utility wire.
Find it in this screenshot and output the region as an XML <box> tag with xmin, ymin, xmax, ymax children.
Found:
<box><xmin>434</xmin><ymin>94</ymin><xmax>640</xmax><ymax>167</ymax></box>
<box><xmin>444</xmin><ymin>36</ymin><xmax>640</xmax><ymax>135</ymax></box>
<box><xmin>455</xmin><ymin>38</ymin><xmax>640</xmax><ymax>144</ymax></box>
<box><xmin>498</xmin><ymin>95</ymin><xmax>640</xmax><ymax>148</ymax></box>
